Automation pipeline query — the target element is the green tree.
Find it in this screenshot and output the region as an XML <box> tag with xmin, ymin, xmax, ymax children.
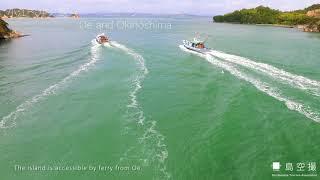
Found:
<box><xmin>213</xmin><ymin>5</ymin><xmax>317</xmax><ymax>26</ymax></box>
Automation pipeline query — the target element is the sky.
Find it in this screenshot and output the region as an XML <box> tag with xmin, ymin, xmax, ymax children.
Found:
<box><xmin>0</xmin><ymin>0</ymin><xmax>319</xmax><ymax>15</ymax></box>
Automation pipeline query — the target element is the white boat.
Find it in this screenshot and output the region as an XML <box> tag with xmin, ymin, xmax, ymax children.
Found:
<box><xmin>182</xmin><ymin>39</ymin><xmax>210</xmax><ymax>54</ymax></box>
<box><xmin>95</xmin><ymin>33</ymin><xmax>109</xmax><ymax>44</ymax></box>
<box><xmin>182</xmin><ymin>34</ymin><xmax>211</xmax><ymax>54</ymax></box>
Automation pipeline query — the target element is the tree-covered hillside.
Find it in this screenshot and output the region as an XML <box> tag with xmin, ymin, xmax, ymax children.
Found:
<box><xmin>213</xmin><ymin>4</ymin><xmax>319</xmax><ymax>26</ymax></box>
<box><xmin>0</xmin><ymin>9</ymin><xmax>53</xmax><ymax>18</ymax></box>
<box><xmin>305</xmin><ymin>4</ymin><xmax>320</xmax><ymax>11</ymax></box>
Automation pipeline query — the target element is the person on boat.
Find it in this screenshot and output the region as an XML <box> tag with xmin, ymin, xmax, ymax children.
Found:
<box><xmin>101</xmin><ymin>36</ymin><xmax>108</xmax><ymax>43</ymax></box>
<box><xmin>98</xmin><ymin>35</ymin><xmax>109</xmax><ymax>44</ymax></box>
<box><xmin>198</xmin><ymin>43</ymin><xmax>204</xmax><ymax>49</ymax></box>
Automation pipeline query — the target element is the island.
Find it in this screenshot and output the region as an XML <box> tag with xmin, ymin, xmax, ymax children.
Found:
<box><xmin>0</xmin><ymin>9</ymin><xmax>54</xmax><ymax>18</ymax></box>
<box><xmin>213</xmin><ymin>4</ymin><xmax>320</xmax><ymax>32</ymax></box>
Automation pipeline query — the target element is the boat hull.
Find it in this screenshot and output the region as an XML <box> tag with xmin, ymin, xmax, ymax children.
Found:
<box><xmin>96</xmin><ymin>39</ymin><xmax>109</xmax><ymax>44</ymax></box>
<box><xmin>183</xmin><ymin>45</ymin><xmax>210</xmax><ymax>54</ymax></box>
<box><xmin>182</xmin><ymin>40</ymin><xmax>211</xmax><ymax>54</ymax></box>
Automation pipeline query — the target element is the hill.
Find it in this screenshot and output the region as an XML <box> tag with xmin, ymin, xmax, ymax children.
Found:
<box><xmin>213</xmin><ymin>4</ymin><xmax>320</xmax><ymax>32</ymax></box>
<box><xmin>0</xmin><ymin>9</ymin><xmax>53</xmax><ymax>18</ymax></box>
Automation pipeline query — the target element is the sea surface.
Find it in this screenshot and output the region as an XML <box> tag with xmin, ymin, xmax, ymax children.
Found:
<box><xmin>1</xmin><ymin>17</ymin><xmax>320</xmax><ymax>180</ymax></box>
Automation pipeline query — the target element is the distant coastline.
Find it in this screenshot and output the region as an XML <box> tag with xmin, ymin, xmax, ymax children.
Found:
<box><xmin>0</xmin><ymin>9</ymin><xmax>54</xmax><ymax>18</ymax></box>
<box><xmin>0</xmin><ymin>9</ymin><xmax>81</xmax><ymax>39</ymax></box>
<box><xmin>0</xmin><ymin>9</ymin><xmax>81</xmax><ymax>19</ymax></box>
<box><xmin>214</xmin><ymin>22</ymin><xmax>295</xmax><ymax>28</ymax></box>
<box><xmin>213</xmin><ymin>4</ymin><xmax>320</xmax><ymax>33</ymax></box>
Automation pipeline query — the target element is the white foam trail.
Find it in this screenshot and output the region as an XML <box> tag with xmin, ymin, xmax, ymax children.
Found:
<box><xmin>0</xmin><ymin>43</ymin><xmax>101</xmax><ymax>128</ymax></box>
<box><xmin>103</xmin><ymin>43</ymin><xmax>112</xmax><ymax>48</ymax></box>
<box><xmin>111</xmin><ymin>41</ymin><xmax>148</xmax><ymax>111</ymax></box>
<box><xmin>91</xmin><ymin>39</ymin><xmax>112</xmax><ymax>48</ymax></box>
<box><xmin>113</xmin><ymin>41</ymin><xmax>170</xmax><ymax>179</ymax></box>
<box><xmin>180</xmin><ymin>45</ymin><xmax>320</xmax><ymax>123</ymax></box>
<box><xmin>111</xmin><ymin>41</ymin><xmax>148</xmax><ymax>76</ymax></box>
<box><xmin>208</xmin><ymin>50</ymin><xmax>320</xmax><ymax>97</ymax></box>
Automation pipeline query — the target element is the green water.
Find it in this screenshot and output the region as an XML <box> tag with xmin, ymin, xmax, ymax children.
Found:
<box><xmin>1</xmin><ymin>17</ymin><xmax>320</xmax><ymax>180</ymax></box>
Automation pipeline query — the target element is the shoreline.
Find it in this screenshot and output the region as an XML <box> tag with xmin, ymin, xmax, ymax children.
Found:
<box><xmin>213</xmin><ymin>22</ymin><xmax>320</xmax><ymax>33</ymax></box>
<box><xmin>0</xmin><ymin>32</ymin><xmax>29</xmax><ymax>40</ymax></box>
<box><xmin>211</xmin><ymin>22</ymin><xmax>319</xmax><ymax>33</ymax></box>
<box><xmin>1</xmin><ymin>17</ymin><xmax>82</xmax><ymax>20</ymax></box>
<box><xmin>213</xmin><ymin>22</ymin><xmax>295</xmax><ymax>28</ymax></box>
<box><xmin>255</xmin><ymin>24</ymin><xmax>294</xmax><ymax>28</ymax></box>
<box><xmin>1</xmin><ymin>17</ymin><xmax>54</xmax><ymax>19</ymax></box>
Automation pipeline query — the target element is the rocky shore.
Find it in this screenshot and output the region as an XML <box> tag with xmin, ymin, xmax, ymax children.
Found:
<box><xmin>298</xmin><ymin>22</ymin><xmax>320</xmax><ymax>33</ymax></box>
<box><xmin>0</xmin><ymin>18</ymin><xmax>24</xmax><ymax>39</ymax></box>
<box><xmin>302</xmin><ymin>9</ymin><xmax>320</xmax><ymax>32</ymax></box>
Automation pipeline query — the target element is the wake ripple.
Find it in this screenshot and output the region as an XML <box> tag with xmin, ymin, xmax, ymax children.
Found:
<box><xmin>112</xmin><ymin>41</ymin><xmax>170</xmax><ymax>179</ymax></box>
<box><xmin>179</xmin><ymin>45</ymin><xmax>320</xmax><ymax>123</ymax></box>
<box><xmin>208</xmin><ymin>50</ymin><xmax>320</xmax><ymax>97</ymax></box>
<box><xmin>0</xmin><ymin>43</ymin><xmax>101</xmax><ymax>128</ymax></box>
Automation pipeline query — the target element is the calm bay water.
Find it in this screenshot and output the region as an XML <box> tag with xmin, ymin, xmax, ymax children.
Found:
<box><xmin>0</xmin><ymin>17</ymin><xmax>320</xmax><ymax>180</ymax></box>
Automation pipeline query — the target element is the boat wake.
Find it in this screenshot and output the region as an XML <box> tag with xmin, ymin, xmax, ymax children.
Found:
<box><xmin>179</xmin><ymin>45</ymin><xmax>320</xmax><ymax>123</ymax></box>
<box><xmin>112</xmin><ymin>41</ymin><xmax>170</xmax><ymax>179</ymax></box>
<box><xmin>0</xmin><ymin>42</ymin><xmax>101</xmax><ymax>129</ymax></box>
<box><xmin>208</xmin><ymin>50</ymin><xmax>320</xmax><ymax>97</ymax></box>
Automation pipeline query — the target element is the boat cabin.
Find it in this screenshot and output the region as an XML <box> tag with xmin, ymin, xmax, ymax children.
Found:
<box><xmin>192</xmin><ymin>42</ymin><xmax>205</xmax><ymax>49</ymax></box>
